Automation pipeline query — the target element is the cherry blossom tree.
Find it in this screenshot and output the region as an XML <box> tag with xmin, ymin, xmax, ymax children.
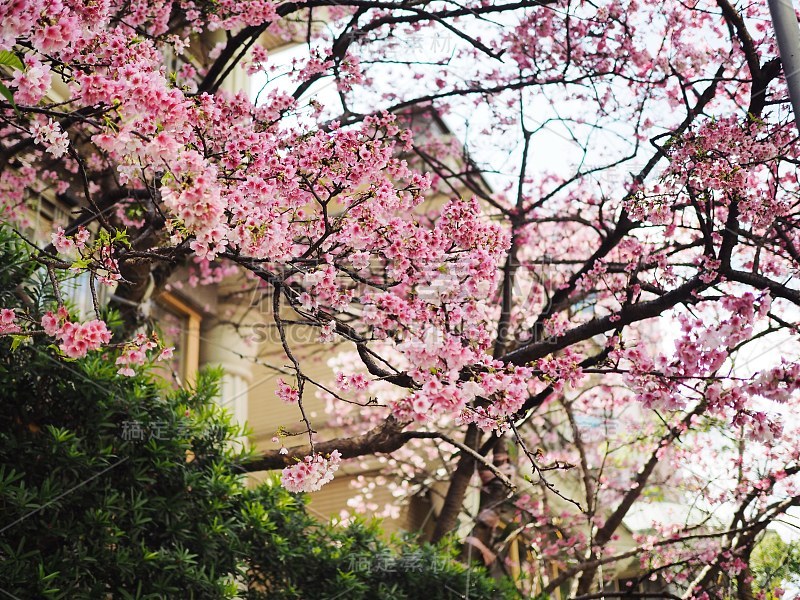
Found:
<box><xmin>3</xmin><ymin>0</ymin><xmax>800</xmax><ymax>596</ymax></box>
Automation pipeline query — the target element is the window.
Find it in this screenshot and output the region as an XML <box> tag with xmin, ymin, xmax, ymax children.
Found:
<box><xmin>150</xmin><ymin>292</ymin><xmax>201</xmax><ymax>387</ymax></box>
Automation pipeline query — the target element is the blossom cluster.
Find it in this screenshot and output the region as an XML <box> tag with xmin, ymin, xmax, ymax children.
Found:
<box><xmin>115</xmin><ymin>333</ymin><xmax>173</xmax><ymax>377</ymax></box>
<box><xmin>664</xmin><ymin>117</ymin><xmax>794</xmax><ymax>230</ymax></box>
<box><xmin>0</xmin><ymin>304</ymin><xmax>172</xmax><ymax>377</ymax></box>
<box><xmin>275</xmin><ymin>378</ymin><xmax>300</xmax><ymax>404</ymax></box>
<box><xmin>612</xmin><ymin>291</ymin><xmax>800</xmax><ymax>441</ymax></box>
<box><xmin>52</xmin><ymin>226</ymin><xmax>90</xmax><ymax>254</ymax></box>
<box><xmin>10</xmin><ymin>56</ymin><xmax>51</xmax><ymax>104</ymax></box>
<box><xmin>42</xmin><ymin>307</ymin><xmax>111</xmax><ymax>359</ymax></box>
<box><xmin>281</xmin><ymin>450</ymin><xmax>342</xmax><ymax>493</ymax></box>
<box><xmin>31</xmin><ymin>119</ymin><xmax>69</xmax><ymax>158</ymax></box>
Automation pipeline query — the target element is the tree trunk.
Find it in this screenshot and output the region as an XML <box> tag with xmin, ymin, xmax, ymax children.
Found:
<box><xmin>462</xmin><ymin>435</ymin><xmax>512</xmax><ymax>570</ymax></box>
<box><xmin>431</xmin><ymin>424</ymin><xmax>481</xmax><ymax>543</ymax></box>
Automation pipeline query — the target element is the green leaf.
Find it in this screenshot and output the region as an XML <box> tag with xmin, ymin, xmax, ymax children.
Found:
<box><xmin>69</xmin><ymin>258</ymin><xmax>90</xmax><ymax>270</ymax></box>
<box><xmin>0</xmin><ymin>50</ymin><xmax>24</xmax><ymax>71</ymax></box>
<box><xmin>0</xmin><ymin>82</ymin><xmax>18</xmax><ymax>113</ymax></box>
<box><xmin>9</xmin><ymin>335</ymin><xmax>27</xmax><ymax>351</ymax></box>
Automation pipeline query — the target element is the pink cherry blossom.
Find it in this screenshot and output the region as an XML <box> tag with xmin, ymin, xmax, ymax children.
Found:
<box><xmin>0</xmin><ymin>308</ymin><xmax>20</xmax><ymax>334</ymax></box>
<box><xmin>57</xmin><ymin>319</ymin><xmax>112</xmax><ymax>359</ymax></box>
<box><xmin>281</xmin><ymin>450</ymin><xmax>342</xmax><ymax>493</ymax></box>
<box><xmin>51</xmin><ymin>227</ymin><xmax>75</xmax><ymax>254</ymax></box>
<box><xmin>10</xmin><ymin>56</ymin><xmax>51</xmax><ymax>105</ymax></box>
<box><xmin>276</xmin><ymin>378</ymin><xmax>300</xmax><ymax>404</ymax></box>
<box><xmin>41</xmin><ymin>311</ymin><xmax>59</xmax><ymax>336</ymax></box>
<box><xmin>31</xmin><ymin>119</ymin><xmax>69</xmax><ymax>158</ymax></box>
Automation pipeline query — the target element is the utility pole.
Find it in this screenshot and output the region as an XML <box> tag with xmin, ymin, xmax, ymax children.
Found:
<box><xmin>768</xmin><ymin>0</ymin><xmax>800</xmax><ymax>131</ymax></box>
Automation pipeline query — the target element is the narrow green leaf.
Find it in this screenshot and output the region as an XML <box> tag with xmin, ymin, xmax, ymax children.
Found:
<box><xmin>0</xmin><ymin>82</ymin><xmax>16</xmax><ymax>108</ymax></box>
<box><xmin>0</xmin><ymin>82</ymin><xmax>20</xmax><ymax>117</ymax></box>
